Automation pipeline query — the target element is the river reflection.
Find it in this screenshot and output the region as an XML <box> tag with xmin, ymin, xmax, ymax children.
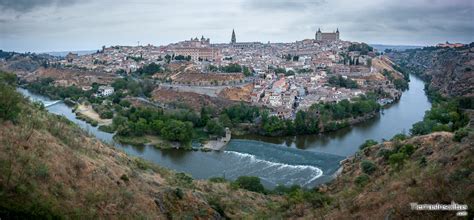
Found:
<box><xmin>234</xmin><ymin>74</ymin><xmax>430</xmax><ymax>157</ymax></box>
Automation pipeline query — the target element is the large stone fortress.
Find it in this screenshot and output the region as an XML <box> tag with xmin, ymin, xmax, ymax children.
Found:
<box><xmin>168</xmin><ymin>36</ymin><xmax>220</xmax><ymax>61</ymax></box>
<box><xmin>315</xmin><ymin>28</ymin><xmax>340</xmax><ymax>42</ymax></box>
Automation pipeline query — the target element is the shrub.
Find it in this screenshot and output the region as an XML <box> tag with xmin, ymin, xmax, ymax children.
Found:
<box><xmin>175</xmin><ymin>172</ymin><xmax>193</xmax><ymax>187</ymax></box>
<box><xmin>135</xmin><ymin>158</ymin><xmax>151</xmax><ymax>170</ymax></box>
<box><xmin>175</xmin><ymin>188</ymin><xmax>184</xmax><ymax>199</ymax></box>
<box><xmin>400</xmin><ymin>144</ymin><xmax>415</xmax><ymax>156</ymax></box>
<box><xmin>100</xmin><ymin>111</ymin><xmax>113</xmax><ymax>119</ymax></box>
<box><xmin>271</xmin><ymin>185</ymin><xmax>301</xmax><ymax>195</ymax></box>
<box><xmin>360</xmin><ymin>160</ymin><xmax>377</xmax><ymax>175</ymax></box>
<box><xmin>449</xmin><ymin>168</ymin><xmax>471</xmax><ymax>182</ymax></box>
<box><xmin>377</xmin><ymin>148</ymin><xmax>393</xmax><ymax>160</ymax></box>
<box><xmin>98</xmin><ymin>125</ymin><xmax>115</xmax><ymax>133</ymax></box>
<box><xmin>418</xmin><ymin>156</ymin><xmax>427</xmax><ymax>167</ymax></box>
<box><xmin>453</xmin><ymin>128</ymin><xmax>469</xmax><ymax>142</ymax></box>
<box><xmin>35</xmin><ymin>164</ymin><xmax>49</xmax><ymax>179</ymax></box>
<box><xmin>119</xmin><ymin>99</ymin><xmax>131</xmax><ymax>107</ymax></box>
<box><xmin>389</xmin><ymin>152</ymin><xmax>407</xmax><ymax>170</ymax></box>
<box><xmin>209</xmin><ymin>177</ymin><xmax>227</xmax><ymax>183</ymax></box>
<box><xmin>355</xmin><ymin>174</ymin><xmax>370</xmax><ymax>187</ymax></box>
<box><xmin>208</xmin><ymin>197</ymin><xmax>226</xmax><ymax>217</ymax></box>
<box><xmin>232</xmin><ymin>176</ymin><xmax>265</xmax><ymax>193</ymax></box>
<box><xmin>391</xmin><ymin>133</ymin><xmax>408</xmax><ymax>141</ymax></box>
<box><xmin>359</xmin><ymin>139</ymin><xmax>378</xmax><ymax>150</ymax></box>
<box><xmin>303</xmin><ymin>190</ymin><xmax>331</xmax><ymax>208</ymax></box>
<box><xmin>0</xmin><ymin>71</ymin><xmax>17</xmax><ymax>85</ymax></box>
<box><xmin>120</xmin><ymin>174</ymin><xmax>129</xmax><ymax>182</ymax></box>
<box><xmin>0</xmin><ymin>84</ymin><xmax>22</xmax><ymax>121</ymax></box>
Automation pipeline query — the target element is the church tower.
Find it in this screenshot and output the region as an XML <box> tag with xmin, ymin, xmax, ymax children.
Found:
<box><xmin>315</xmin><ymin>28</ymin><xmax>322</xmax><ymax>41</ymax></box>
<box><xmin>231</xmin><ymin>29</ymin><xmax>236</xmax><ymax>44</ymax></box>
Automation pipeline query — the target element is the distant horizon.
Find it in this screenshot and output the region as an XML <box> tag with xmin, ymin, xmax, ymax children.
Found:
<box><xmin>3</xmin><ymin>40</ymin><xmax>462</xmax><ymax>54</ymax></box>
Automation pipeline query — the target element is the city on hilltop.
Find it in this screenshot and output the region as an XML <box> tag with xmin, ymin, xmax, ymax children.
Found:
<box><xmin>22</xmin><ymin>27</ymin><xmax>409</xmax><ymax>122</ymax></box>
<box><xmin>0</xmin><ymin>0</ymin><xmax>473</xmax><ymax>217</ymax></box>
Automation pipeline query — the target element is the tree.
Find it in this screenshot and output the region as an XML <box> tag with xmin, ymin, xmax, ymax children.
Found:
<box><xmin>164</xmin><ymin>54</ymin><xmax>171</xmax><ymax>63</ymax></box>
<box><xmin>220</xmin><ymin>63</ymin><xmax>242</xmax><ymax>73</ymax></box>
<box><xmin>137</xmin><ymin>62</ymin><xmax>161</xmax><ymax>75</ymax></box>
<box><xmin>242</xmin><ymin>66</ymin><xmax>252</xmax><ymax>76</ymax></box>
<box><xmin>119</xmin><ymin>99</ymin><xmax>131</xmax><ymax>108</ymax></box>
<box><xmin>294</xmin><ymin>111</ymin><xmax>307</xmax><ymax>134</ymax></box>
<box><xmin>394</xmin><ymin>79</ymin><xmax>409</xmax><ymax>91</ymax></box>
<box><xmin>218</xmin><ymin>114</ymin><xmax>232</xmax><ymax>128</ymax></box>
<box><xmin>150</xmin><ymin>119</ymin><xmax>164</xmax><ymax>134</ymax></box>
<box><xmin>200</xmin><ymin>107</ymin><xmax>211</xmax><ymax>126</ymax></box>
<box><xmin>112</xmin><ymin>78</ymin><xmax>128</xmax><ymax>90</ymax></box>
<box><xmin>160</xmin><ymin>120</ymin><xmax>193</xmax><ymax>144</ymax></box>
<box><xmin>206</xmin><ymin>119</ymin><xmax>225</xmax><ymax>136</ymax></box>
<box><xmin>262</xmin><ymin>116</ymin><xmax>286</xmax><ymax>135</ymax></box>
<box><xmin>100</xmin><ymin>111</ymin><xmax>113</xmax><ymax>119</ymax></box>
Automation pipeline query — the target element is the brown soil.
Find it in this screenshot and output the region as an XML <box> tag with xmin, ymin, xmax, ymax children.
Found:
<box><xmin>218</xmin><ymin>83</ymin><xmax>254</xmax><ymax>102</ymax></box>
<box><xmin>24</xmin><ymin>67</ymin><xmax>116</xmax><ymax>87</ymax></box>
<box><xmin>151</xmin><ymin>88</ymin><xmax>235</xmax><ymax>111</ymax></box>
<box><xmin>76</xmin><ymin>104</ymin><xmax>112</xmax><ymax>125</ymax></box>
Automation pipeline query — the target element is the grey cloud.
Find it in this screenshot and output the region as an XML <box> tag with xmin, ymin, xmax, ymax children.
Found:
<box><xmin>0</xmin><ymin>0</ymin><xmax>79</xmax><ymax>12</ymax></box>
<box><xmin>1</xmin><ymin>0</ymin><xmax>473</xmax><ymax>52</ymax></box>
<box><xmin>242</xmin><ymin>0</ymin><xmax>326</xmax><ymax>11</ymax></box>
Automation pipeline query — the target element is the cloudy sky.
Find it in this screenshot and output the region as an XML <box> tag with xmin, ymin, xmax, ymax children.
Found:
<box><xmin>1</xmin><ymin>0</ymin><xmax>473</xmax><ymax>52</ymax></box>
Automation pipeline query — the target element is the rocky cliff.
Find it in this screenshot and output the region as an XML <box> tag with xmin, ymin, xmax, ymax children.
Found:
<box><xmin>388</xmin><ymin>44</ymin><xmax>474</xmax><ymax>97</ymax></box>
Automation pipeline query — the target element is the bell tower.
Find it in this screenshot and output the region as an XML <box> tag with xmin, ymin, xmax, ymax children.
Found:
<box><xmin>231</xmin><ymin>29</ymin><xmax>236</xmax><ymax>44</ymax></box>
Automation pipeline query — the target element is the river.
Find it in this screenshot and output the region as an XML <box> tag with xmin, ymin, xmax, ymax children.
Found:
<box><xmin>17</xmin><ymin>74</ymin><xmax>430</xmax><ymax>188</ymax></box>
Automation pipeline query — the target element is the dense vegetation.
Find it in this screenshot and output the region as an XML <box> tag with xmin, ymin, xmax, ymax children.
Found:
<box><xmin>259</xmin><ymin>94</ymin><xmax>380</xmax><ymax>136</ymax></box>
<box><xmin>208</xmin><ymin>63</ymin><xmax>252</xmax><ymax>76</ymax></box>
<box><xmin>328</xmin><ymin>75</ymin><xmax>358</xmax><ymax>89</ymax></box>
<box><xmin>348</xmin><ymin>43</ymin><xmax>373</xmax><ymax>55</ymax></box>
<box><xmin>410</xmin><ymin>92</ymin><xmax>469</xmax><ymax>136</ymax></box>
<box><xmin>111</xmin><ymin>107</ymin><xmax>197</xmax><ymax>147</ymax></box>
<box><xmin>382</xmin><ymin>69</ymin><xmax>409</xmax><ymax>91</ymax></box>
<box><xmin>135</xmin><ymin>62</ymin><xmax>162</xmax><ymax>76</ymax></box>
<box><xmin>25</xmin><ymin>78</ymin><xmax>93</xmax><ymax>100</ymax></box>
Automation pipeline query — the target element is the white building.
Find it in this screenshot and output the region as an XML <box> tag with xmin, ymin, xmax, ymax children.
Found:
<box><xmin>269</xmin><ymin>94</ymin><xmax>282</xmax><ymax>107</ymax></box>
<box><xmin>97</xmin><ymin>86</ymin><xmax>114</xmax><ymax>97</ymax></box>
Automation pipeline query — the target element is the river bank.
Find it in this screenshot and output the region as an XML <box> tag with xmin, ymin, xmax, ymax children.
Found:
<box><xmin>16</xmin><ymin>74</ymin><xmax>430</xmax><ymax>188</ymax></box>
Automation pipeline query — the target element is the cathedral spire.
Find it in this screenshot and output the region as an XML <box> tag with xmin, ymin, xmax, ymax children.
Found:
<box><xmin>231</xmin><ymin>29</ymin><xmax>236</xmax><ymax>44</ymax></box>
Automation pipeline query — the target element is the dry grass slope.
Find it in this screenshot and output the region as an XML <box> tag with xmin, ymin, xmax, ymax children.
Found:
<box><xmin>0</xmin><ymin>98</ymin><xmax>276</xmax><ymax>219</ymax></box>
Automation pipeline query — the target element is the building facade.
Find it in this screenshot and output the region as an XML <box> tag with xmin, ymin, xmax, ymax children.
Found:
<box><xmin>315</xmin><ymin>28</ymin><xmax>340</xmax><ymax>42</ymax></box>
<box><xmin>168</xmin><ymin>36</ymin><xmax>220</xmax><ymax>61</ymax></box>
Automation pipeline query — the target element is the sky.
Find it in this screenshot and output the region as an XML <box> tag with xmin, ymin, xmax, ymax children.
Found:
<box><xmin>1</xmin><ymin>0</ymin><xmax>473</xmax><ymax>53</ymax></box>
